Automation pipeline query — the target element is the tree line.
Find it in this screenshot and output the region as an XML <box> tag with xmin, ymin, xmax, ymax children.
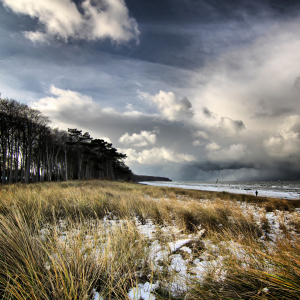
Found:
<box><xmin>0</xmin><ymin>96</ymin><xmax>132</xmax><ymax>184</ymax></box>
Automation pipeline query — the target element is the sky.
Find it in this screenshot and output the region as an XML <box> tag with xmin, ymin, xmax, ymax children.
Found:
<box><xmin>1</xmin><ymin>0</ymin><xmax>300</xmax><ymax>181</ymax></box>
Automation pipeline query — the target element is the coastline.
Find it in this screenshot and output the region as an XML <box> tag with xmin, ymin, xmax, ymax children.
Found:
<box><xmin>139</xmin><ymin>181</ymin><xmax>300</xmax><ymax>200</ymax></box>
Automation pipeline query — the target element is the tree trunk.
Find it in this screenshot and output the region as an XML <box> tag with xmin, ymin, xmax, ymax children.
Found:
<box><xmin>20</xmin><ymin>154</ymin><xmax>24</xmax><ymax>184</ymax></box>
<box><xmin>78</xmin><ymin>151</ymin><xmax>81</xmax><ymax>180</ymax></box>
<box><xmin>43</xmin><ymin>154</ymin><xmax>46</xmax><ymax>182</ymax></box>
<box><xmin>2</xmin><ymin>139</ymin><xmax>7</xmax><ymax>185</ymax></box>
<box><xmin>15</xmin><ymin>139</ymin><xmax>19</xmax><ymax>183</ymax></box>
<box><xmin>25</xmin><ymin>142</ymin><xmax>32</xmax><ymax>184</ymax></box>
<box><xmin>9</xmin><ymin>135</ymin><xmax>14</xmax><ymax>184</ymax></box>
<box><xmin>36</xmin><ymin>151</ymin><xmax>40</xmax><ymax>183</ymax></box>
<box><xmin>64</xmin><ymin>150</ymin><xmax>68</xmax><ymax>181</ymax></box>
<box><xmin>110</xmin><ymin>161</ymin><xmax>116</xmax><ymax>180</ymax></box>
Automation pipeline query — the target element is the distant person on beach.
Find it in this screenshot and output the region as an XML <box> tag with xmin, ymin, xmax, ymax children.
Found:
<box><xmin>255</xmin><ymin>190</ymin><xmax>258</xmax><ymax>196</ymax></box>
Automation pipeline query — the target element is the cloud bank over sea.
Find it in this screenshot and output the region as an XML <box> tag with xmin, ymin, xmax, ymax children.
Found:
<box><xmin>1</xmin><ymin>0</ymin><xmax>300</xmax><ymax>181</ymax></box>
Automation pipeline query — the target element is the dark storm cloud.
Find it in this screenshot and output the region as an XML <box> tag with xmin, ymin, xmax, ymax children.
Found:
<box><xmin>272</xmin><ymin>164</ymin><xmax>300</xmax><ymax>181</ymax></box>
<box><xmin>2</xmin><ymin>0</ymin><xmax>300</xmax><ymax>74</ymax></box>
<box><xmin>0</xmin><ymin>3</ymin><xmax>38</xmax><ymax>32</ymax></box>
<box><xmin>179</xmin><ymin>164</ymin><xmax>256</xmax><ymax>181</ymax></box>
<box><xmin>0</xmin><ymin>40</ymin><xmax>193</xmax><ymax>109</ymax></box>
<box><xmin>2</xmin><ymin>0</ymin><xmax>300</xmax><ymax>181</ymax></box>
<box><xmin>185</xmin><ymin>161</ymin><xmax>255</xmax><ymax>172</ymax></box>
<box><xmin>293</xmin><ymin>76</ymin><xmax>300</xmax><ymax>88</ymax></box>
<box><xmin>233</xmin><ymin>120</ymin><xmax>245</xmax><ymax>131</ymax></box>
<box><xmin>126</xmin><ymin>26</ymin><xmax>195</xmax><ymax>69</ymax></box>
<box><xmin>120</xmin><ymin>0</ymin><xmax>300</xmax><ymax>69</ymax></box>
<box><xmin>180</xmin><ymin>97</ymin><xmax>194</xmax><ymax>117</ymax></box>
<box><xmin>202</xmin><ymin>107</ymin><xmax>214</xmax><ymax>118</ymax></box>
<box><xmin>213</xmin><ymin>118</ymin><xmax>246</xmax><ymax>137</ymax></box>
<box><xmin>127</xmin><ymin>0</ymin><xmax>300</xmax><ymax>24</ymax></box>
<box><xmin>254</xmin><ymin>107</ymin><xmax>294</xmax><ymax>118</ymax></box>
<box><xmin>180</xmin><ymin>160</ymin><xmax>300</xmax><ymax>182</ymax></box>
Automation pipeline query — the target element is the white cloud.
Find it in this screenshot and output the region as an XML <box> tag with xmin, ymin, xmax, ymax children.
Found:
<box><xmin>194</xmin><ymin>130</ymin><xmax>209</xmax><ymax>139</ymax></box>
<box><xmin>138</xmin><ymin>90</ymin><xmax>194</xmax><ymax>121</ymax></box>
<box><xmin>30</xmin><ymin>85</ymin><xmax>103</xmax><ymax>130</ymax></box>
<box><xmin>30</xmin><ymin>85</ymin><xmax>157</xmax><ymax>133</ymax></box>
<box><xmin>119</xmin><ymin>130</ymin><xmax>157</xmax><ymax>147</ymax></box>
<box><xmin>119</xmin><ymin>147</ymin><xmax>196</xmax><ymax>165</ymax></box>
<box><xmin>217</xmin><ymin>117</ymin><xmax>245</xmax><ymax>136</ymax></box>
<box><xmin>29</xmin><ymin>85</ymin><xmax>164</xmax><ymax>144</ymax></box>
<box><xmin>206</xmin><ymin>143</ymin><xmax>249</xmax><ymax>162</ymax></box>
<box><xmin>192</xmin><ymin>140</ymin><xmax>204</xmax><ymax>146</ymax></box>
<box><xmin>23</xmin><ymin>31</ymin><xmax>49</xmax><ymax>43</ymax></box>
<box><xmin>2</xmin><ymin>0</ymin><xmax>139</xmax><ymax>43</ymax></box>
<box><xmin>263</xmin><ymin>115</ymin><xmax>300</xmax><ymax>158</ymax></box>
<box><xmin>31</xmin><ymin>84</ymin><xmax>99</xmax><ymax>115</ymax></box>
<box><xmin>193</xmin><ymin>130</ymin><xmax>209</xmax><ymax>146</ymax></box>
<box><xmin>101</xmin><ymin>137</ymin><xmax>112</xmax><ymax>143</ymax></box>
<box><xmin>125</xmin><ymin>103</ymin><xmax>133</xmax><ymax>110</ymax></box>
<box><xmin>30</xmin><ymin>85</ymin><xmax>152</xmax><ymax>121</ymax></box>
<box><xmin>205</xmin><ymin>142</ymin><xmax>220</xmax><ymax>151</ymax></box>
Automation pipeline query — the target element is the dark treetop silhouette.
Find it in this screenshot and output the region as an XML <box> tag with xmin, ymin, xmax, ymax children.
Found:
<box><xmin>0</xmin><ymin>96</ymin><xmax>132</xmax><ymax>184</ymax></box>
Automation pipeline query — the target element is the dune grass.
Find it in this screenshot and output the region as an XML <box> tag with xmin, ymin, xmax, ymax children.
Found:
<box><xmin>189</xmin><ymin>233</ymin><xmax>300</xmax><ymax>300</ymax></box>
<box><xmin>0</xmin><ymin>180</ymin><xmax>299</xmax><ymax>299</ymax></box>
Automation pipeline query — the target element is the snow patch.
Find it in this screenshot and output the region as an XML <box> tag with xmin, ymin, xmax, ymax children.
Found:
<box><xmin>128</xmin><ymin>282</ymin><xmax>159</xmax><ymax>300</ymax></box>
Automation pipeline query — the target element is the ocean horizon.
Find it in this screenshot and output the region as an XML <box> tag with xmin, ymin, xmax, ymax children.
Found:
<box><xmin>139</xmin><ymin>180</ymin><xmax>300</xmax><ymax>200</ymax></box>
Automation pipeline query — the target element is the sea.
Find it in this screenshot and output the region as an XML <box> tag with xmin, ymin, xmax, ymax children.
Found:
<box><xmin>139</xmin><ymin>181</ymin><xmax>300</xmax><ymax>200</ymax></box>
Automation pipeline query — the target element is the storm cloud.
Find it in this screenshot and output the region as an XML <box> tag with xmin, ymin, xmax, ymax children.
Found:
<box><xmin>1</xmin><ymin>0</ymin><xmax>300</xmax><ymax>180</ymax></box>
<box><xmin>202</xmin><ymin>107</ymin><xmax>214</xmax><ymax>118</ymax></box>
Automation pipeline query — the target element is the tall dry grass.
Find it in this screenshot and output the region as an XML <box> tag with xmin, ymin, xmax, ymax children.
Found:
<box><xmin>0</xmin><ymin>207</ymin><xmax>150</xmax><ymax>299</ymax></box>
<box><xmin>0</xmin><ymin>180</ymin><xmax>299</xmax><ymax>299</ymax></box>
<box><xmin>189</xmin><ymin>233</ymin><xmax>300</xmax><ymax>300</ymax></box>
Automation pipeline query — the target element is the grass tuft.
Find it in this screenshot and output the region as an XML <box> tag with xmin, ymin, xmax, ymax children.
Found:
<box><xmin>0</xmin><ymin>180</ymin><xmax>299</xmax><ymax>299</ymax></box>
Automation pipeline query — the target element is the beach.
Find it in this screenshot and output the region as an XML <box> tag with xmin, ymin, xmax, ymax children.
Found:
<box><xmin>139</xmin><ymin>181</ymin><xmax>300</xmax><ymax>200</ymax></box>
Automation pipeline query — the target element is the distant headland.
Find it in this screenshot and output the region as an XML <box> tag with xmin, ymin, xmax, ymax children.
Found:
<box><xmin>131</xmin><ymin>175</ymin><xmax>172</xmax><ymax>182</ymax></box>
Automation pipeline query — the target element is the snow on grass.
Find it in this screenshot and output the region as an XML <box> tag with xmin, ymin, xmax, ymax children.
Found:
<box><xmin>181</xmin><ymin>246</ymin><xmax>192</xmax><ymax>254</ymax></box>
<box><xmin>93</xmin><ymin>290</ymin><xmax>103</xmax><ymax>300</ymax></box>
<box><xmin>168</xmin><ymin>239</ymin><xmax>193</xmax><ymax>252</ymax></box>
<box><xmin>36</xmin><ymin>189</ymin><xmax>300</xmax><ymax>299</ymax></box>
<box><xmin>128</xmin><ymin>282</ymin><xmax>159</xmax><ymax>300</ymax></box>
